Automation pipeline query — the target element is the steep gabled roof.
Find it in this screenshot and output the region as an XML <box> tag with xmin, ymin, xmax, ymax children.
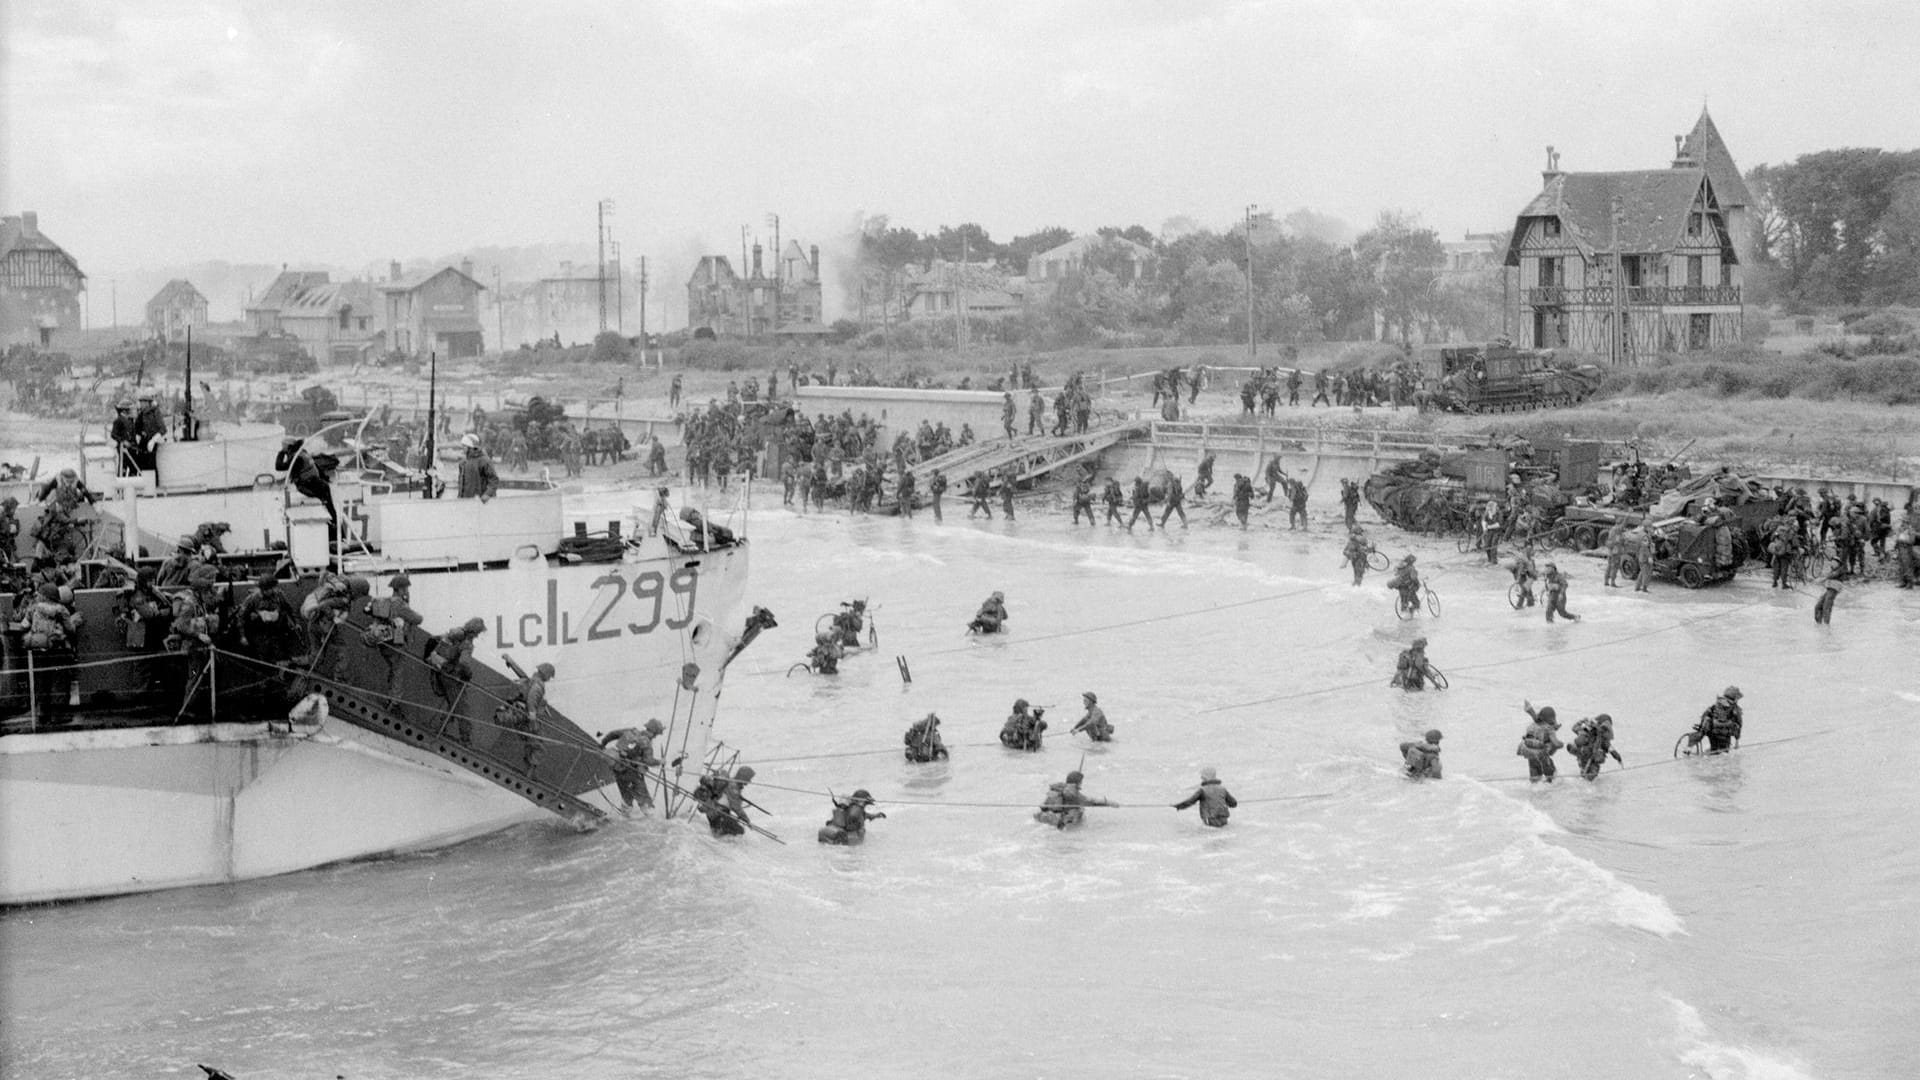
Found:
<box><xmin>377</xmin><ymin>265</ymin><xmax>486</xmax><ymax>294</ymax></box>
<box><xmin>687</xmin><ymin>255</ymin><xmax>739</xmax><ymax>287</ymax></box>
<box><xmin>780</xmin><ymin>239</ymin><xmax>818</xmax><ymax>282</ymax></box>
<box><xmin>1504</xmin><ymin>169</ymin><xmax>1717</xmax><ymax>265</ymax></box>
<box><xmin>0</xmin><ymin>215</ymin><xmax>86</xmax><ymax>280</ymax></box>
<box><xmin>250</xmin><ymin>270</ymin><xmax>331</xmax><ymax>312</ymax></box>
<box><xmin>1680</xmin><ymin>108</ymin><xmax>1751</xmax><ymax>208</ymax></box>
<box><xmin>147</xmin><ymin>279</ymin><xmax>206</xmax><ymax>308</ymax></box>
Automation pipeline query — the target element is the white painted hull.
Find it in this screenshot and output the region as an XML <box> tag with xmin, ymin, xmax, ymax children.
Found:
<box><xmin>1</xmin><ymin>512</ymin><xmax>752</xmax><ymax>904</ymax></box>
<box><xmin>0</xmin><ymin>720</ymin><xmax>590</xmax><ymax>904</ymax></box>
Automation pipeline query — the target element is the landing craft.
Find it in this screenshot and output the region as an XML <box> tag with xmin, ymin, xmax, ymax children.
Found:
<box><xmin>0</xmin><ymin>422</ymin><xmax>755</xmax><ymax>905</ymax></box>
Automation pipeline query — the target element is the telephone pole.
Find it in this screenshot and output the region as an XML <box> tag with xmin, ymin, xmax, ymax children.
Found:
<box><xmin>637</xmin><ymin>256</ymin><xmax>649</xmax><ymax>353</ymax></box>
<box><xmin>492</xmin><ymin>266</ymin><xmax>504</xmax><ymax>354</ymax></box>
<box><xmin>766</xmin><ymin>212</ymin><xmax>781</xmax><ymax>332</ymax></box>
<box><xmin>1609</xmin><ymin>194</ymin><xmax>1626</xmax><ymax>366</ymax></box>
<box><xmin>597</xmin><ymin>198</ymin><xmax>615</xmax><ymax>333</ymax></box>
<box><xmin>611</xmin><ymin>240</ymin><xmax>623</xmax><ymax>333</ymax></box>
<box><xmin>1244</xmin><ymin>205</ymin><xmax>1258</xmax><ymax>366</ymax></box>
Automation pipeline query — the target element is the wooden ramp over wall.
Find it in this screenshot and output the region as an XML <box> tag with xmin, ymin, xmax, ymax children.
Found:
<box><xmin>896</xmin><ymin>417</ymin><xmax>1151</xmax><ymax>498</ymax></box>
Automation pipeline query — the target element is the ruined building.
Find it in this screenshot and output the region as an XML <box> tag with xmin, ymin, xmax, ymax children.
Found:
<box><xmin>686</xmin><ymin>240</ymin><xmax>824</xmax><ymax>338</ymax></box>
<box><xmin>1504</xmin><ymin>108</ymin><xmax>1749</xmax><ymax>359</ymax></box>
<box><xmin>145</xmin><ymin>279</ymin><xmax>208</xmax><ymax>343</ymax></box>
<box><xmin>1</xmin><ymin>212</ymin><xmax>86</xmax><ymax>347</ymax></box>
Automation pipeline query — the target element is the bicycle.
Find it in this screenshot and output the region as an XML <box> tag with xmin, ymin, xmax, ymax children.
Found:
<box><xmin>1392</xmin><ymin>585</ymin><xmax>1440</xmax><ymax>620</ymax></box>
<box><xmin>1507</xmin><ymin>578</ymin><xmax>1535</xmax><ymax>610</ymax></box>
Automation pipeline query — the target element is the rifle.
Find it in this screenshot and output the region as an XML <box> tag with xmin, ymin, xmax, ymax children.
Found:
<box><xmin>423</xmin><ymin>350</ymin><xmax>438</xmax><ymax>498</ymax></box>
<box><xmin>181</xmin><ymin>326</ymin><xmax>198</xmax><ymax>441</ymax></box>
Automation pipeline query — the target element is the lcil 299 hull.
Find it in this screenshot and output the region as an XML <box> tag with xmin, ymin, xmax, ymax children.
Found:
<box><xmin>1</xmin><ymin>488</ymin><xmax>752</xmax><ymax>906</ymax></box>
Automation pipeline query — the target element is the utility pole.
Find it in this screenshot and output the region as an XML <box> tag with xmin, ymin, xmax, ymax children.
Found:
<box><xmin>111</xmin><ymin>279</ymin><xmax>118</xmax><ymax>329</ymax></box>
<box><xmin>1609</xmin><ymin>194</ymin><xmax>1626</xmax><ymax>367</ymax></box>
<box><xmin>638</xmin><ymin>256</ymin><xmax>649</xmax><ymax>357</ymax></box>
<box><xmin>740</xmin><ymin>226</ymin><xmax>751</xmax><ymax>338</ymax></box>
<box><xmin>1244</xmin><ymin>205</ymin><xmax>1258</xmax><ymax>366</ymax></box>
<box><xmin>611</xmin><ymin>240</ymin><xmax>623</xmax><ymax>333</ymax></box>
<box><xmin>597</xmin><ymin>198</ymin><xmax>615</xmax><ymax>334</ymax></box>
<box><xmin>492</xmin><ymin>266</ymin><xmax>504</xmax><ymax>354</ymax></box>
<box><xmin>766</xmin><ymin>212</ymin><xmax>781</xmax><ymax>333</ymax></box>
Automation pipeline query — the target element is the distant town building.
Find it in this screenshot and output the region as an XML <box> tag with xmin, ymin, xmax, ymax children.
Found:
<box><xmin>1440</xmin><ymin>232</ymin><xmax>1506</xmax><ymax>275</ymax></box>
<box><xmin>1027</xmin><ymin>234</ymin><xmax>1153</xmax><ymax>286</ymax></box>
<box><xmin>380</xmin><ymin>259</ymin><xmax>487</xmax><ymax>358</ymax></box>
<box><xmin>0</xmin><ymin>211</ymin><xmax>86</xmax><ymax>347</ymax></box>
<box><xmin>519</xmin><ymin>262</ymin><xmax>620</xmax><ymax>347</ymax></box>
<box><xmin>1503</xmin><ymin>108</ymin><xmax>1747</xmax><ymax>359</ymax></box>
<box><xmin>899</xmin><ymin>261</ymin><xmax>1026</xmax><ymax>321</ymax></box>
<box><xmin>145</xmin><ymin>279</ymin><xmax>208</xmax><ymax>342</ymax></box>
<box><xmin>686</xmin><ymin>240</ymin><xmax>825</xmax><ymax>337</ymax></box>
<box><xmin>246</xmin><ymin>269</ymin><xmax>384</xmax><ymax>364</ymax></box>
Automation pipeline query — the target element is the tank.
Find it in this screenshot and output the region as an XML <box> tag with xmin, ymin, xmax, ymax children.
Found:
<box><xmin>1429</xmin><ymin>343</ymin><xmax>1604</xmax><ymax>414</ymax></box>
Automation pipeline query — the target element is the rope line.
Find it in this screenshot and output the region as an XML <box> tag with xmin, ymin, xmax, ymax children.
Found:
<box><xmin>1202</xmin><ymin>591</ymin><xmax>1777</xmax><ymax>714</ymax></box>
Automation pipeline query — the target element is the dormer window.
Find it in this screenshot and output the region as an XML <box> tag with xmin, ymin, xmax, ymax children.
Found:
<box><xmin>1543</xmin><ymin>218</ymin><xmax>1561</xmax><ymax>239</ymax></box>
<box><xmin>1688</xmin><ymin>213</ymin><xmax>1704</xmax><ymax>237</ymax></box>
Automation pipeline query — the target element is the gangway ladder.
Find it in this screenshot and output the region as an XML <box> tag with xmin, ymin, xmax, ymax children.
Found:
<box><xmin>302</xmin><ymin>621</ymin><xmax>612</xmax><ymax>827</ymax></box>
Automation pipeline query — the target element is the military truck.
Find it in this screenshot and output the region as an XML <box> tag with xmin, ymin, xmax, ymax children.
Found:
<box><xmin>1618</xmin><ymin>517</ymin><xmax>1741</xmax><ymax>588</ymax></box>
<box><xmin>1427</xmin><ymin>343</ymin><xmax>1605</xmax><ymax>414</ymax></box>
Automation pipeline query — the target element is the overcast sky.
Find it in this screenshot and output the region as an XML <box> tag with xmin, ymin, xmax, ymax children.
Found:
<box><xmin>5</xmin><ymin>0</ymin><xmax>1915</xmax><ymax>291</ymax></box>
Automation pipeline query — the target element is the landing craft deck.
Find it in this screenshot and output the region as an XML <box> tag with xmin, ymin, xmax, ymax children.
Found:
<box><xmin>1</xmin><ymin>427</ymin><xmax>756</xmax><ymax>904</ymax></box>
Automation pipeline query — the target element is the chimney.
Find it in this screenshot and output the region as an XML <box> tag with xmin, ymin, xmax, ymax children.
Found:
<box><xmin>461</xmin><ymin>258</ymin><xmax>474</xmax><ymax>279</ymax></box>
<box><xmin>810</xmin><ymin>244</ymin><xmax>820</xmax><ymax>276</ymax></box>
<box><xmin>390</xmin><ymin>260</ymin><xmax>402</xmax><ymax>282</ymax></box>
<box><xmin>1541</xmin><ymin>145</ymin><xmax>1563</xmax><ymax>187</ymax></box>
<box><xmin>21</xmin><ymin>211</ymin><xmax>38</xmax><ymax>236</ymax></box>
<box><xmin>752</xmin><ymin>242</ymin><xmax>763</xmax><ymax>278</ymax></box>
<box><xmin>1672</xmin><ymin>134</ymin><xmax>1697</xmax><ymax>169</ymax></box>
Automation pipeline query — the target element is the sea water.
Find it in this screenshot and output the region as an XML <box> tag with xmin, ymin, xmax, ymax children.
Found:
<box><xmin>4</xmin><ymin>495</ymin><xmax>1916</xmax><ymax>1079</ymax></box>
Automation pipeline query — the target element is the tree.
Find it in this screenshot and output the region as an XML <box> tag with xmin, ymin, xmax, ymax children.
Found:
<box><xmin>1868</xmin><ymin>172</ymin><xmax>1920</xmax><ymax>304</ymax></box>
<box><xmin>1354</xmin><ymin>211</ymin><xmax>1445</xmax><ymax>343</ymax></box>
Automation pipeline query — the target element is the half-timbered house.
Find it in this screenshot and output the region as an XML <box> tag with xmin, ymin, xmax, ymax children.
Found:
<box><xmin>1503</xmin><ymin>111</ymin><xmax>1747</xmax><ymax>360</ymax></box>
<box><xmin>1</xmin><ymin>212</ymin><xmax>86</xmax><ymax>346</ymax></box>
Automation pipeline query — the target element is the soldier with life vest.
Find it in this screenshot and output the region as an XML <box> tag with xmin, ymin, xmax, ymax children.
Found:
<box><xmin>1103</xmin><ymin>477</ymin><xmax>1126</xmax><ymax>526</ymax></box>
<box><xmin>1342</xmin><ymin>526</ymin><xmax>1373</xmax><ymax>586</ymax></box>
<box><xmin>110</xmin><ymin>398</ymin><xmax>142</xmax><ymax>475</ymax></box>
<box><xmin>1126</xmin><ymin>475</ymin><xmax>1154</xmax><ymax>531</ymax></box>
<box><xmin>1036</xmin><ymin>770</ymin><xmax>1114</xmax><ymax>829</ymax></box>
<box><xmin>1000</xmin><ymin>699</ymin><xmax>1047</xmax><ymax>751</ymax></box>
<box><xmin>1392</xmin><ymin>637</ymin><xmax>1431</xmax><ymax>691</ymax></box>
<box><xmin>694</xmin><ymin>765</ymin><xmax>756</xmax><ymax>837</ymax></box>
<box><xmin>1070</xmin><ymin>691</ymin><xmax>1113</xmax><ymax>741</ymax></box>
<box><xmin>966</xmin><ymin>471</ymin><xmax>994</xmax><ymax>519</ymax></box>
<box><xmin>1231</xmin><ymin>473</ymin><xmax>1255</xmax><ymax>528</ymax></box>
<box><xmin>1193</xmin><ymin>453</ymin><xmax>1217</xmax><ymax>498</ymax></box>
<box><xmin>1171</xmin><ymin>767</ymin><xmax>1237</xmax><ymax>827</ymax></box>
<box><xmin>1510</xmin><ymin>543</ymin><xmax>1540</xmax><ymax>606</ymax></box>
<box><xmin>1339</xmin><ymin>477</ymin><xmax>1361</xmax><ymax>528</ymax></box>
<box><xmin>1071</xmin><ymin>477</ymin><xmax>1096</xmax><ymax>526</ymax></box>
<box><xmin>1400</xmin><ymin>729</ymin><xmax>1444</xmax><ymax>780</ymax></box>
<box><xmin>237</xmin><ymin>573</ymin><xmax>302</xmax><ymax>665</ymax></box>
<box><xmin>502</xmin><ymin>662</ymin><xmax>555</xmax><ymax>773</ymax></box>
<box><xmin>362</xmin><ymin>574</ymin><xmax>425</xmax><ymax>689</ymax></box>
<box><xmin>1691</xmin><ymin>686</ymin><xmax>1744</xmax><ymax>754</ymax></box>
<box><xmin>600</xmin><ymin>718</ymin><xmax>665</xmax><ymax>811</ymax></box>
<box><xmin>427</xmin><ymin>616</ymin><xmax>486</xmax><ymax>719</ymax></box>
<box><xmin>927</xmin><ymin>468</ymin><xmax>948</xmax><ymax>522</ymax></box>
<box><xmin>808</xmin><ymin>631</ymin><xmax>844</xmax><ymax>674</ymax></box>
<box><xmin>0</xmin><ymin>495</ymin><xmax>20</xmax><ymax>564</ymax></box>
<box><xmin>1159</xmin><ymin>472</ymin><xmax>1189</xmax><ymax>529</ymax></box>
<box><xmin>17</xmin><ymin>583</ymin><xmax>81</xmax><ymax>725</ymax></box>
<box><xmin>903</xmin><ymin>712</ymin><xmax>949</xmax><ymax>762</ymax></box>
<box><xmin>817</xmin><ymin>789</ymin><xmax>885</xmax><ymax>845</ymax></box>
<box><xmin>1542</xmin><ymin>562</ymin><xmax>1578</xmax><ymax>623</ymax></box>
<box><xmin>969</xmin><ymin>591</ymin><xmax>1007</xmax><ymax>634</ymax></box>
<box><xmin>1388</xmin><ymin>554</ymin><xmax>1422</xmax><ymax>615</ymax></box>
<box><xmin>1517</xmin><ymin>701</ymin><xmax>1564</xmax><ymax>783</ymax></box>
<box><xmin>1570</xmin><ymin>714</ymin><xmax>1623</xmax><ymax>780</ymax></box>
